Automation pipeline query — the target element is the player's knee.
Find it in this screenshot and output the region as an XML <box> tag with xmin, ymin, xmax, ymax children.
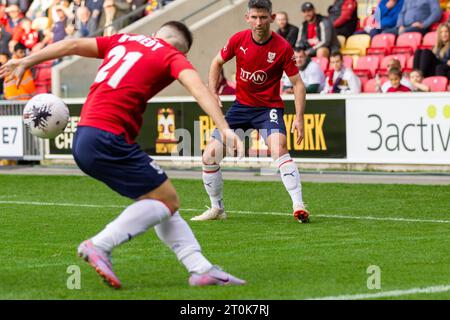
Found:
<box><xmin>166</xmin><ymin>191</ymin><xmax>180</xmax><ymax>214</ymax></box>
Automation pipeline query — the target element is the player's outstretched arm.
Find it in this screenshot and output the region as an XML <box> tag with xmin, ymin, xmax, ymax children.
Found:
<box><xmin>289</xmin><ymin>73</ymin><xmax>307</xmax><ymax>145</ymax></box>
<box><xmin>178</xmin><ymin>68</ymin><xmax>243</xmax><ymax>158</ymax></box>
<box><xmin>208</xmin><ymin>53</ymin><xmax>226</xmax><ymax>107</ymax></box>
<box><xmin>0</xmin><ymin>38</ymin><xmax>99</xmax><ymax>86</ymax></box>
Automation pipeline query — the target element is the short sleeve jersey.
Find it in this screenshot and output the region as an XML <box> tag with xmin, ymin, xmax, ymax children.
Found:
<box><xmin>78</xmin><ymin>33</ymin><xmax>195</xmax><ymax>143</ymax></box>
<box><xmin>220</xmin><ymin>29</ymin><xmax>298</xmax><ymax>108</ymax></box>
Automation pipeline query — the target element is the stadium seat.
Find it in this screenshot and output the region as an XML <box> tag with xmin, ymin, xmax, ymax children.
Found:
<box><xmin>358</xmin><ymin>75</ymin><xmax>369</xmax><ymax>89</ymax></box>
<box><xmin>341</xmin><ymin>34</ymin><xmax>371</xmax><ymax>56</ymax></box>
<box><xmin>378</xmin><ymin>54</ymin><xmax>408</xmax><ymax>76</ymax></box>
<box><xmin>420</xmin><ymin>31</ymin><xmax>437</xmax><ymax>50</ymax></box>
<box><xmin>354</xmin><ymin>55</ymin><xmax>380</xmax><ymax>78</ymax></box>
<box><xmin>422</xmin><ymin>76</ymin><xmax>449</xmax><ymax>92</ymax></box>
<box><xmin>367</xmin><ymin>33</ymin><xmax>396</xmax><ymax>56</ymax></box>
<box><xmin>343</xmin><ymin>55</ymin><xmax>354</xmax><ymax>69</ymax></box>
<box><xmin>363</xmin><ymin>77</ymin><xmax>388</xmax><ymax>93</ymax></box>
<box><xmin>311</xmin><ymin>57</ymin><xmax>329</xmax><ymax>72</ymax></box>
<box><xmin>391</xmin><ymin>32</ymin><xmax>423</xmax><ymax>55</ymax></box>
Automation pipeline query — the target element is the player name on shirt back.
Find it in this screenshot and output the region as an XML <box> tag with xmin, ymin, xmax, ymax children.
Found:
<box><xmin>118</xmin><ymin>34</ymin><xmax>164</xmax><ymax>51</ymax></box>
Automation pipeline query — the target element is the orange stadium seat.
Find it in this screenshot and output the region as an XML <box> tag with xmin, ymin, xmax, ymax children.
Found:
<box><xmin>422</xmin><ymin>76</ymin><xmax>449</xmax><ymax>92</ymax></box>
<box><xmin>312</xmin><ymin>57</ymin><xmax>329</xmax><ymax>72</ymax></box>
<box><xmin>391</xmin><ymin>32</ymin><xmax>423</xmax><ymax>55</ymax></box>
<box><xmin>367</xmin><ymin>33</ymin><xmax>396</xmax><ymax>56</ymax></box>
<box><xmin>341</xmin><ymin>34</ymin><xmax>371</xmax><ymax>56</ymax></box>
<box><xmin>337</xmin><ymin>35</ymin><xmax>346</xmax><ymax>49</ymax></box>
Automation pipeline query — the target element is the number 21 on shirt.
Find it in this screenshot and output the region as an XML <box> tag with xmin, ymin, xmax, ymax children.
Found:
<box><xmin>94</xmin><ymin>45</ymin><xmax>143</xmax><ymax>89</ymax></box>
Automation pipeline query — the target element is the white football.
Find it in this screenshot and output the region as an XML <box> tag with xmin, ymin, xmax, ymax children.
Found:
<box><xmin>23</xmin><ymin>93</ymin><xmax>70</xmax><ymax>139</ymax></box>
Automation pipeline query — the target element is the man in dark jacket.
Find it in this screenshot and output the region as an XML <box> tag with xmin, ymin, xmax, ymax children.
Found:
<box><xmin>328</xmin><ymin>0</ymin><xmax>359</xmax><ymax>38</ymax></box>
<box><xmin>295</xmin><ymin>2</ymin><xmax>340</xmax><ymax>58</ymax></box>
<box><xmin>275</xmin><ymin>11</ymin><xmax>299</xmax><ymax>48</ymax></box>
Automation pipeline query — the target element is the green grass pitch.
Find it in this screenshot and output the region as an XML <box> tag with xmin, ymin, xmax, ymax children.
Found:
<box><xmin>0</xmin><ymin>174</ymin><xmax>449</xmax><ymax>300</ymax></box>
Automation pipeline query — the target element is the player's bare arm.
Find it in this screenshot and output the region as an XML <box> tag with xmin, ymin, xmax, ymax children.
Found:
<box><xmin>178</xmin><ymin>68</ymin><xmax>244</xmax><ymax>158</ymax></box>
<box><xmin>208</xmin><ymin>53</ymin><xmax>226</xmax><ymax>107</ymax></box>
<box><xmin>289</xmin><ymin>73</ymin><xmax>307</xmax><ymax>145</ymax></box>
<box><xmin>0</xmin><ymin>38</ymin><xmax>99</xmax><ymax>86</ymax></box>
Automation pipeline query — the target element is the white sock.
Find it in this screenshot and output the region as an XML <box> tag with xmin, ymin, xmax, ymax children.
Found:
<box><xmin>155</xmin><ymin>212</ymin><xmax>213</xmax><ymax>274</ymax></box>
<box><xmin>276</xmin><ymin>154</ymin><xmax>304</xmax><ymax>209</ymax></box>
<box><xmin>91</xmin><ymin>199</ymin><xmax>171</xmax><ymax>253</ymax></box>
<box><xmin>202</xmin><ymin>164</ymin><xmax>224</xmax><ymax>210</ymax></box>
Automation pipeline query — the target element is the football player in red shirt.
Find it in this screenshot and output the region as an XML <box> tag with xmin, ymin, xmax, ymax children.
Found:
<box><xmin>0</xmin><ymin>21</ymin><xmax>246</xmax><ymax>289</ymax></box>
<box><xmin>192</xmin><ymin>0</ymin><xmax>310</xmax><ymax>223</ymax></box>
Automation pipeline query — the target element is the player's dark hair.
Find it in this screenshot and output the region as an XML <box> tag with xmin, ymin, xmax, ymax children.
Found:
<box><xmin>160</xmin><ymin>21</ymin><xmax>193</xmax><ymax>51</ymax></box>
<box><xmin>248</xmin><ymin>0</ymin><xmax>272</xmax><ymax>13</ymax></box>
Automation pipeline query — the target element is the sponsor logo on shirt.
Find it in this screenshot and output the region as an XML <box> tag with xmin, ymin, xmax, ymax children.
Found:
<box><xmin>240</xmin><ymin>68</ymin><xmax>268</xmax><ymax>85</ymax></box>
<box><xmin>240</xmin><ymin>46</ymin><xmax>248</xmax><ymax>55</ymax></box>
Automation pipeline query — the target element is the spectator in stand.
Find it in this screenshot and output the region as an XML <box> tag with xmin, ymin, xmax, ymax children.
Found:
<box><xmin>414</xmin><ymin>23</ymin><xmax>450</xmax><ymax>79</ymax></box>
<box><xmin>26</xmin><ymin>0</ymin><xmax>52</xmax><ymax>19</ymax></box>
<box><xmin>64</xmin><ymin>22</ymin><xmax>76</xmax><ymax>39</ymax></box>
<box><xmin>129</xmin><ymin>0</ymin><xmax>146</xmax><ymax>23</ymax></box>
<box><xmin>68</xmin><ymin>0</ymin><xmax>82</xmax><ymax>25</ymax></box>
<box><xmin>296</xmin><ymin>2</ymin><xmax>340</xmax><ymax>58</ymax></box>
<box><xmin>328</xmin><ymin>0</ymin><xmax>358</xmax><ymax>38</ymax></box>
<box><xmin>101</xmin><ymin>0</ymin><xmax>117</xmax><ymax>36</ymax></box>
<box><xmin>384</xmin><ymin>0</ymin><xmax>442</xmax><ymax>35</ymax></box>
<box><xmin>4</xmin><ymin>4</ymin><xmax>23</xmax><ymax>36</ymax></box>
<box><xmin>275</xmin><ymin>11</ymin><xmax>299</xmax><ymax>48</ymax></box>
<box><xmin>282</xmin><ymin>46</ymin><xmax>325</xmax><ymax>94</ymax></box>
<box><xmin>409</xmin><ymin>69</ymin><xmax>431</xmax><ymax>91</ymax></box>
<box><xmin>0</xmin><ymin>25</ymin><xmax>12</xmax><ymax>55</ymax></box>
<box><xmin>380</xmin><ymin>58</ymin><xmax>413</xmax><ymax>91</ymax></box>
<box><xmin>217</xmin><ymin>69</ymin><xmax>236</xmax><ymax>95</ymax></box>
<box><xmin>51</xmin><ymin>5</ymin><xmax>67</xmax><ymax>42</ymax></box>
<box><xmin>86</xmin><ymin>0</ymin><xmax>104</xmax><ymax>30</ymax></box>
<box><xmin>386</xmin><ymin>68</ymin><xmax>412</xmax><ymax>92</ymax></box>
<box><xmin>75</xmin><ymin>6</ymin><xmax>96</xmax><ymax>37</ymax></box>
<box><xmin>0</xmin><ymin>52</ymin><xmax>8</xmax><ymax>98</ymax></box>
<box><xmin>322</xmin><ymin>51</ymin><xmax>361</xmax><ymax>93</ymax></box>
<box><xmin>368</xmin><ymin>0</ymin><xmax>404</xmax><ymax>38</ymax></box>
<box><xmin>11</xmin><ymin>18</ymin><xmax>39</xmax><ymax>51</ymax></box>
<box><xmin>3</xmin><ymin>42</ymin><xmax>36</xmax><ymax>99</ymax></box>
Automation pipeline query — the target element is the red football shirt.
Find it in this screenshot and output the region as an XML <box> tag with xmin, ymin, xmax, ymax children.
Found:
<box><xmin>78</xmin><ymin>33</ymin><xmax>195</xmax><ymax>143</ymax></box>
<box><xmin>387</xmin><ymin>85</ymin><xmax>411</xmax><ymax>92</ymax></box>
<box><xmin>220</xmin><ymin>29</ymin><xmax>298</xmax><ymax>108</ymax></box>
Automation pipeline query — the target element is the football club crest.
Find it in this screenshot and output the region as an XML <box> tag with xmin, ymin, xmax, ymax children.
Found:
<box><xmin>267</xmin><ymin>52</ymin><xmax>276</xmax><ymax>63</ymax></box>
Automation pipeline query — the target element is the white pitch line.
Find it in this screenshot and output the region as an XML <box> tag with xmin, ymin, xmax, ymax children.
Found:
<box><xmin>307</xmin><ymin>284</ymin><xmax>450</xmax><ymax>300</ymax></box>
<box><xmin>0</xmin><ymin>200</ymin><xmax>449</xmax><ymax>224</ymax></box>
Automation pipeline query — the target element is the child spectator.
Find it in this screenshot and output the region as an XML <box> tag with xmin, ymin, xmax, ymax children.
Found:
<box><xmin>12</xmin><ymin>18</ymin><xmax>39</xmax><ymax>51</ymax></box>
<box><xmin>409</xmin><ymin>69</ymin><xmax>431</xmax><ymax>91</ymax></box>
<box><xmin>386</xmin><ymin>68</ymin><xmax>412</xmax><ymax>92</ymax></box>
<box><xmin>4</xmin><ymin>42</ymin><xmax>36</xmax><ymax>100</ymax></box>
<box><xmin>381</xmin><ymin>58</ymin><xmax>413</xmax><ymax>92</ymax></box>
